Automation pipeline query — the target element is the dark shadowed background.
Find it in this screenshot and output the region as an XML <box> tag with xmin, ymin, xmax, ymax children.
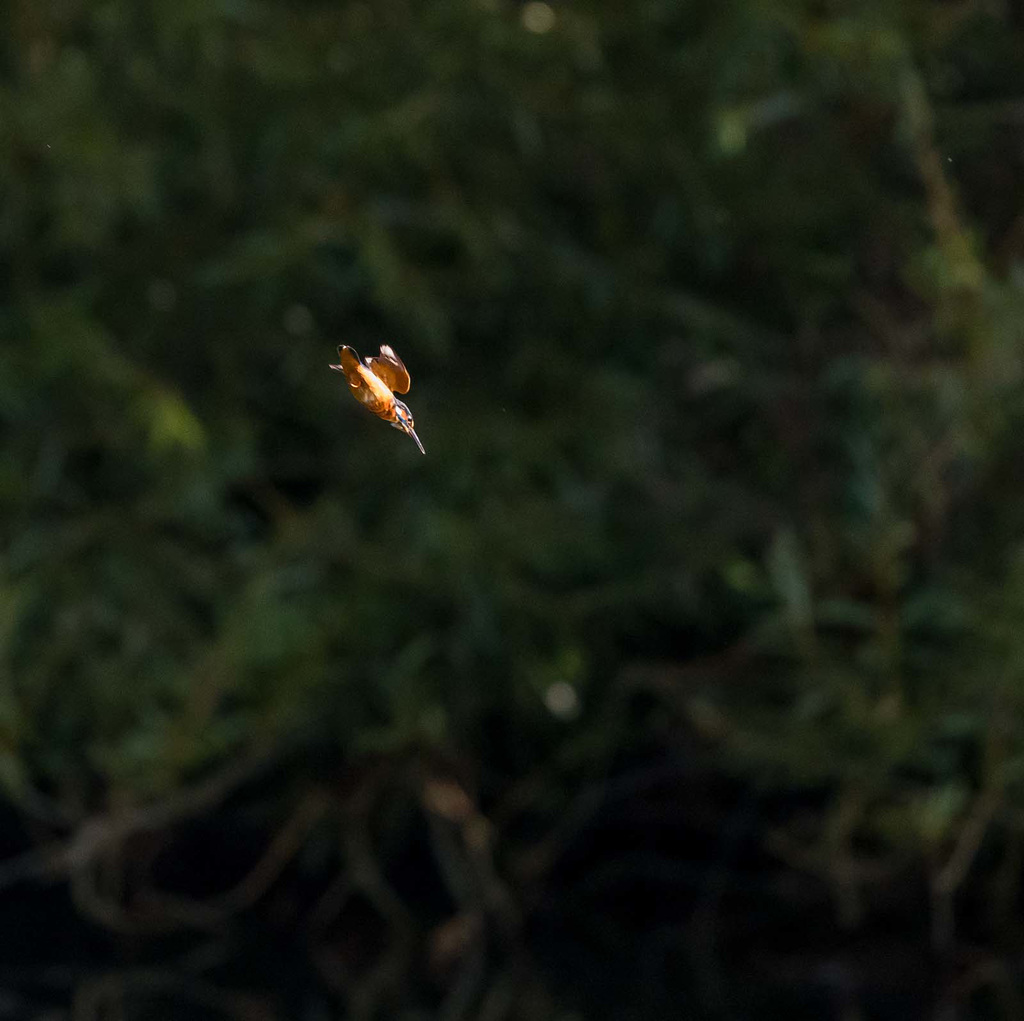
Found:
<box><xmin>3</xmin><ymin>0</ymin><xmax>1024</xmax><ymax>1018</ymax></box>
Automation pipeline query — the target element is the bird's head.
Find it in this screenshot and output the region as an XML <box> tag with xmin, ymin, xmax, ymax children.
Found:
<box><xmin>391</xmin><ymin>399</ymin><xmax>425</xmax><ymax>454</ymax></box>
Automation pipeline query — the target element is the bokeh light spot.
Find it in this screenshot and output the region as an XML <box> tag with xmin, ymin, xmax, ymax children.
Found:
<box><xmin>522</xmin><ymin>2</ymin><xmax>556</xmax><ymax>34</ymax></box>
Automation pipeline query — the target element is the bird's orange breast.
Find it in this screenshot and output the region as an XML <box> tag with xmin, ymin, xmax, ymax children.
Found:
<box><xmin>348</xmin><ymin>365</ymin><xmax>397</xmax><ymax>420</ymax></box>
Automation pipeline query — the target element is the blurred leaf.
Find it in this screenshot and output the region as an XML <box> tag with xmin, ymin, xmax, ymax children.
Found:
<box><xmin>768</xmin><ymin>528</ymin><xmax>813</xmax><ymax>638</ymax></box>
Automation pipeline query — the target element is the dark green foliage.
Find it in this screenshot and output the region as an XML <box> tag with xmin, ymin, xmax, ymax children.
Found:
<box><xmin>3</xmin><ymin>0</ymin><xmax>1024</xmax><ymax>1017</ymax></box>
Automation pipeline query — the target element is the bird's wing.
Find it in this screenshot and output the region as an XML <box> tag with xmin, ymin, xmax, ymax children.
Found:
<box><xmin>365</xmin><ymin>344</ymin><xmax>411</xmax><ymax>394</ymax></box>
<box><xmin>330</xmin><ymin>345</ymin><xmax>366</xmax><ymax>388</ymax></box>
<box><xmin>331</xmin><ymin>345</ymin><xmax>393</xmax><ymax>415</ymax></box>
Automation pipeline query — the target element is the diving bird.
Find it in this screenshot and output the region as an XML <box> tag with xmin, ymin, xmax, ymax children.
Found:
<box><xmin>329</xmin><ymin>344</ymin><xmax>425</xmax><ymax>454</ymax></box>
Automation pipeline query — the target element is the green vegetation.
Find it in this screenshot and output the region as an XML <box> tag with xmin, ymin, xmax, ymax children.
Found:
<box><xmin>3</xmin><ymin>0</ymin><xmax>1024</xmax><ymax>1017</ymax></box>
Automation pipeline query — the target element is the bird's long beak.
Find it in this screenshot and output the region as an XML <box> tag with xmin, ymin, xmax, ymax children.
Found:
<box><xmin>328</xmin><ymin>363</ymin><xmax>343</xmax><ymax>372</ymax></box>
<box><xmin>406</xmin><ymin>425</ymin><xmax>426</xmax><ymax>455</ymax></box>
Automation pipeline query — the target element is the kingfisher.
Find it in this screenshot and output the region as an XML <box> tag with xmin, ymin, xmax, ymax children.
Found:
<box><xmin>329</xmin><ymin>344</ymin><xmax>425</xmax><ymax>454</ymax></box>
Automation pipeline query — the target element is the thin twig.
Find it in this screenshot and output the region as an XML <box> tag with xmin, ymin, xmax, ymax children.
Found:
<box><xmin>0</xmin><ymin>749</ymin><xmax>276</xmax><ymax>894</ymax></box>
